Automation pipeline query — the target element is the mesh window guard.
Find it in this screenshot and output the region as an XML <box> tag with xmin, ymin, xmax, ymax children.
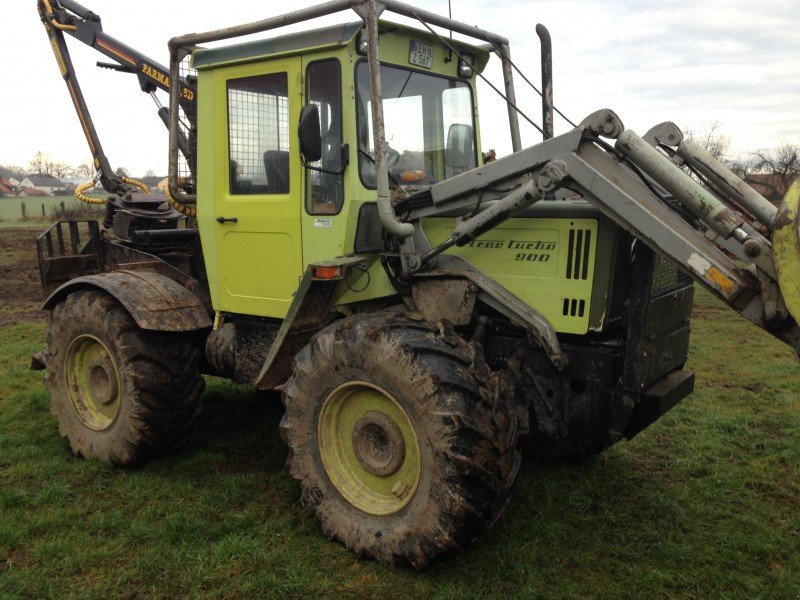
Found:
<box><xmin>227</xmin><ymin>73</ymin><xmax>289</xmax><ymax>195</ymax></box>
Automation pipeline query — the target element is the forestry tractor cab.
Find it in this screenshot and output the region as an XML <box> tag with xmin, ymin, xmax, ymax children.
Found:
<box><xmin>34</xmin><ymin>0</ymin><xmax>800</xmax><ymax>567</ymax></box>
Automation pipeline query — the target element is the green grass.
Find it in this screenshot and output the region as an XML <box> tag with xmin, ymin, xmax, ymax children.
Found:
<box><xmin>0</xmin><ymin>196</ymin><xmax>105</xmax><ymax>228</ymax></box>
<box><xmin>1</xmin><ymin>290</ymin><xmax>799</xmax><ymax>598</ymax></box>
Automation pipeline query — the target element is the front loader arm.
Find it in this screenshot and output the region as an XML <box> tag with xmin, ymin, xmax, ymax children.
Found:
<box><xmin>566</xmin><ymin>133</ymin><xmax>800</xmax><ymax>349</ymax></box>
<box><xmin>400</xmin><ymin>109</ymin><xmax>800</xmax><ymax>355</ymax></box>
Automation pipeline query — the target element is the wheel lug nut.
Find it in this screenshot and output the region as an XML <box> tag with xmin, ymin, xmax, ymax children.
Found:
<box><xmin>391</xmin><ymin>481</ymin><xmax>409</xmax><ymax>498</ymax></box>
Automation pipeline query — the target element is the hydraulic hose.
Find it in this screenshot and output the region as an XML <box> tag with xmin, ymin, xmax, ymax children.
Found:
<box><xmin>76</xmin><ymin>173</ymin><xmax>196</xmax><ymax>217</ymax></box>
<box><xmin>74</xmin><ymin>175</ymin><xmax>152</xmax><ymax>206</ymax></box>
<box><xmin>164</xmin><ymin>185</ymin><xmax>197</xmax><ymax>218</ymax></box>
<box><xmin>119</xmin><ymin>176</ymin><xmax>149</xmax><ymax>193</ymax></box>
<box><xmin>74</xmin><ymin>180</ymin><xmax>105</xmax><ymax>204</ymax></box>
<box><xmin>41</xmin><ymin>0</ymin><xmax>77</xmax><ymax>31</ymax></box>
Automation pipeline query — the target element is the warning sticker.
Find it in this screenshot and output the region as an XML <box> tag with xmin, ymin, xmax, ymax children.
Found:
<box><xmin>313</xmin><ymin>218</ymin><xmax>333</xmax><ymax>229</ymax></box>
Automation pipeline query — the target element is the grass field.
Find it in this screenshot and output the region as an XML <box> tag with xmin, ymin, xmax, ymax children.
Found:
<box><xmin>0</xmin><ymin>196</ymin><xmax>105</xmax><ymax>228</ymax></box>
<box><xmin>0</xmin><ymin>226</ymin><xmax>798</xmax><ymax>597</ymax></box>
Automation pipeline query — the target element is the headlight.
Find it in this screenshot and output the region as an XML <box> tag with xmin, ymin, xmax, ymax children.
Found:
<box><xmin>457</xmin><ymin>53</ymin><xmax>474</xmax><ymax>78</ymax></box>
<box><xmin>357</xmin><ymin>31</ymin><xmax>369</xmax><ymax>55</ymax></box>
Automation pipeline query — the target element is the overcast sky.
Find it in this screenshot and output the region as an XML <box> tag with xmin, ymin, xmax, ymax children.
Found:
<box><xmin>1</xmin><ymin>0</ymin><xmax>798</xmax><ymax>176</ymax></box>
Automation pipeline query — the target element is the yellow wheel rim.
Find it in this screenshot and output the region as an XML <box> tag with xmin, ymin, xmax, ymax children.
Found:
<box><xmin>318</xmin><ymin>382</ymin><xmax>421</xmax><ymax>516</ymax></box>
<box><xmin>64</xmin><ymin>335</ymin><xmax>122</xmax><ymax>431</ymax></box>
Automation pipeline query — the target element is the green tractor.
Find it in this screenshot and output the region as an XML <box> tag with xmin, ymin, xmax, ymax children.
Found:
<box><xmin>35</xmin><ymin>0</ymin><xmax>800</xmax><ymax>567</ymax></box>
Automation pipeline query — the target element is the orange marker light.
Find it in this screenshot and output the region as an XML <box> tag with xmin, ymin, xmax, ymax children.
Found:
<box><xmin>314</xmin><ymin>265</ymin><xmax>341</xmax><ymax>280</ymax></box>
<box><xmin>400</xmin><ymin>170</ymin><xmax>426</xmax><ymax>183</ymax></box>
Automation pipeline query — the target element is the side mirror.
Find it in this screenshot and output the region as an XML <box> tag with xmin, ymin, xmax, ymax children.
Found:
<box><xmin>298</xmin><ymin>104</ymin><xmax>322</xmax><ymax>163</ymax></box>
<box><xmin>445</xmin><ymin>123</ymin><xmax>475</xmax><ymax>171</ymax></box>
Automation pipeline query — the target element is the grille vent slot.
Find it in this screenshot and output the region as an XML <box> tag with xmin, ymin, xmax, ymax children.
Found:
<box><xmin>562</xmin><ymin>298</ymin><xmax>586</xmax><ymax>318</ymax></box>
<box><xmin>566</xmin><ymin>228</ymin><xmax>592</xmax><ymax>280</ymax></box>
<box><xmin>650</xmin><ymin>255</ymin><xmax>692</xmax><ymax>297</ymax></box>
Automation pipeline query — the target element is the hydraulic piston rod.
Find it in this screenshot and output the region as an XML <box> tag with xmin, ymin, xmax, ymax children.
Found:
<box><xmin>615</xmin><ymin>130</ymin><xmax>744</xmax><ymax>239</ymax></box>
<box><xmin>676</xmin><ymin>139</ymin><xmax>778</xmax><ymax>229</ymax></box>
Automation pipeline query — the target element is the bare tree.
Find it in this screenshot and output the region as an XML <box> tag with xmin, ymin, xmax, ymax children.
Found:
<box><xmin>721</xmin><ymin>143</ymin><xmax>800</xmax><ymax>201</ymax></box>
<box><xmin>0</xmin><ymin>164</ymin><xmax>26</xmax><ymax>180</ymax></box>
<box><xmin>50</xmin><ymin>161</ymin><xmax>74</xmax><ymax>179</ymax></box>
<box><xmin>144</xmin><ymin>168</ymin><xmax>157</xmax><ymax>178</ymax></box>
<box><xmin>29</xmin><ymin>151</ymin><xmax>51</xmax><ymax>175</ymax></box>
<box><xmin>745</xmin><ymin>143</ymin><xmax>800</xmax><ymax>198</ymax></box>
<box><xmin>115</xmin><ymin>166</ymin><xmax>130</xmax><ymax>178</ymax></box>
<box><xmin>685</xmin><ymin>121</ymin><xmax>731</xmax><ymax>162</ymax></box>
<box><xmin>74</xmin><ymin>162</ymin><xmax>94</xmax><ymax>179</ymax></box>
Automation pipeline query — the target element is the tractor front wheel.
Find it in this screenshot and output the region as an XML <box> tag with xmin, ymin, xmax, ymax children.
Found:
<box><xmin>280</xmin><ymin>314</ymin><xmax>520</xmax><ymax>568</ymax></box>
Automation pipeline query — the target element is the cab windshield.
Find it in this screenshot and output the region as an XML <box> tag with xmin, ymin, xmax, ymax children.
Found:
<box><xmin>356</xmin><ymin>61</ymin><xmax>476</xmax><ymax>188</ymax></box>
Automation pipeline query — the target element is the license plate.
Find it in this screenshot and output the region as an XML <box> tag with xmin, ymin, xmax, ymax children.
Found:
<box><xmin>409</xmin><ymin>40</ymin><xmax>433</xmax><ymax>69</ymax></box>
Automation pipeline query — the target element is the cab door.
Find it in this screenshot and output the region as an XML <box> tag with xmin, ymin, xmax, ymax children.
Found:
<box><xmin>214</xmin><ymin>58</ymin><xmax>303</xmax><ymax>318</ymax></box>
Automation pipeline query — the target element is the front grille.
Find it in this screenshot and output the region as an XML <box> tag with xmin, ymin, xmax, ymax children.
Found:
<box><xmin>650</xmin><ymin>255</ymin><xmax>692</xmax><ymax>297</ymax></box>
<box><xmin>566</xmin><ymin>228</ymin><xmax>592</xmax><ymax>280</ymax></box>
<box><xmin>562</xmin><ymin>297</ymin><xmax>586</xmax><ymax>318</ymax></box>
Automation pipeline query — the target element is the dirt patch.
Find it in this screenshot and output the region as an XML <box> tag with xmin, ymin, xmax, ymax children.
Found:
<box><xmin>0</xmin><ymin>227</ymin><xmax>47</xmax><ymax>326</ymax></box>
<box><xmin>0</xmin><ymin>550</ymin><xmax>31</xmax><ymax>573</ymax></box>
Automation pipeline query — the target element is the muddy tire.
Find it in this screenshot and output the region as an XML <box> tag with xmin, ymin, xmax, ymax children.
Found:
<box><xmin>280</xmin><ymin>313</ymin><xmax>520</xmax><ymax>568</ymax></box>
<box><xmin>43</xmin><ymin>290</ymin><xmax>204</xmax><ymax>466</ymax></box>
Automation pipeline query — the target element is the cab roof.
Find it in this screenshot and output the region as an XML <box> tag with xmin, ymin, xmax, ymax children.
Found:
<box><xmin>191</xmin><ymin>20</ymin><xmax>490</xmax><ymax>72</ymax></box>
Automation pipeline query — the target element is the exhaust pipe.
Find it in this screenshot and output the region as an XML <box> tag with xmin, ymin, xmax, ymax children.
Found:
<box><xmin>536</xmin><ymin>24</ymin><xmax>553</xmax><ymax>140</ymax></box>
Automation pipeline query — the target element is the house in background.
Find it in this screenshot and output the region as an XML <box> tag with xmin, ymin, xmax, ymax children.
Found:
<box><xmin>745</xmin><ymin>173</ymin><xmax>796</xmax><ymax>204</ymax></box>
<box><xmin>18</xmin><ymin>186</ymin><xmax>48</xmax><ymax>197</ymax></box>
<box><xmin>17</xmin><ymin>174</ymin><xmax>66</xmax><ymax>196</ymax></box>
<box><xmin>0</xmin><ymin>178</ymin><xmax>18</xmax><ymax>198</ymax></box>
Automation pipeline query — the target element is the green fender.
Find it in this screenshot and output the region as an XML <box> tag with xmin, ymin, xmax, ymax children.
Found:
<box><xmin>255</xmin><ymin>256</ymin><xmax>365</xmax><ymax>390</ymax></box>
<box><xmin>42</xmin><ymin>270</ymin><xmax>212</xmax><ymax>332</ymax></box>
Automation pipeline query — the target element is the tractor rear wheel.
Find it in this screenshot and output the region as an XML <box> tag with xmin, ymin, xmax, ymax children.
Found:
<box><xmin>280</xmin><ymin>314</ymin><xmax>520</xmax><ymax>568</ymax></box>
<box><xmin>43</xmin><ymin>290</ymin><xmax>204</xmax><ymax>466</ymax></box>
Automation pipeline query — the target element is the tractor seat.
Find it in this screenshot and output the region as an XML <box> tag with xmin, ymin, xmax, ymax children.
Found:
<box><xmin>263</xmin><ymin>150</ymin><xmax>290</xmax><ymax>194</ymax></box>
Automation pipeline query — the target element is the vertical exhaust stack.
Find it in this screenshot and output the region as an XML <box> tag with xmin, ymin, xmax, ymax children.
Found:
<box><xmin>536</xmin><ymin>24</ymin><xmax>553</xmax><ymax>140</ymax></box>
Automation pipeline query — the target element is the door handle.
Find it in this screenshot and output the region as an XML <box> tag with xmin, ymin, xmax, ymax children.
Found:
<box><xmin>216</xmin><ymin>216</ymin><xmax>238</xmax><ymax>224</ymax></box>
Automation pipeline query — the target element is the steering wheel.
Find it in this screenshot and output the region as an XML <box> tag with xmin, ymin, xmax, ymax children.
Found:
<box><xmin>358</xmin><ymin>148</ymin><xmax>402</xmax><ymax>188</ymax></box>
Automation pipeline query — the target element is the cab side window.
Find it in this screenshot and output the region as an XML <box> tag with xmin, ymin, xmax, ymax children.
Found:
<box><xmin>227</xmin><ymin>73</ymin><xmax>290</xmax><ymax>195</ymax></box>
<box><xmin>305</xmin><ymin>60</ymin><xmax>344</xmax><ymax>214</ymax></box>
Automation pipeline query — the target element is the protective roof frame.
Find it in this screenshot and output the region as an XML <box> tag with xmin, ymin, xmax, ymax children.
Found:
<box><xmin>166</xmin><ymin>0</ymin><xmax>523</xmax><ymax>233</ymax></box>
